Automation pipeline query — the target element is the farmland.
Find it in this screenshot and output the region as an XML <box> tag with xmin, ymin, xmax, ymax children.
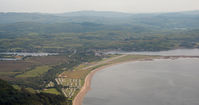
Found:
<box><xmin>25</xmin><ymin>56</ymin><xmax>67</xmax><ymax>65</ymax></box>
<box><xmin>0</xmin><ymin>49</ymin><xmax>103</xmax><ymax>105</ymax></box>
<box><xmin>0</xmin><ymin>55</ymin><xmax>68</xmax><ymax>87</ymax></box>
<box><xmin>0</xmin><ymin>61</ymin><xmax>33</xmax><ymax>72</ymax></box>
<box><xmin>16</xmin><ymin>66</ymin><xmax>51</xmax><ymax>78</ymax></box>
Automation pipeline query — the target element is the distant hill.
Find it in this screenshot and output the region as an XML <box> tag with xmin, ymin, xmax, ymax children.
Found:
<box><xmin>56</xmin><ymin>10</ymin><xmax>132</xmax><ymax>17</ymax></box>
<box><xmin>0</xmin><ymin>11</ymin><xmax>199</xmax><ymax>52</ymax></box>
<box><xmin>0</xmin><ymin>10</ymin><xmax>199</xmax><ymax>29</ymax></box>
<box><xmin>0</xmin><ymin>13</ymin><xmax>67</xmax><ymax>24</ymax></box>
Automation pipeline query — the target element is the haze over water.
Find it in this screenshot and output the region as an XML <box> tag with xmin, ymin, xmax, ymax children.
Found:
<box><xmin>83</xmin><ymin>49</ymin><xmax>199</xmax><ymax>105</ymax></box>
<box><xmin>107</xmin><ymin>49</ymin><xmax>199</xmax><ymax>56</ymax></box>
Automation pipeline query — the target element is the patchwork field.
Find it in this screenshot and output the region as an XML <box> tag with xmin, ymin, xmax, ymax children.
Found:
<box><xmin>26</xmin><ymin>56</ymin><xmax>67</xmax><ymax>65</ymax></box>
<box><xmin>0</xmin><ymin>61</ymin><xmax>33</xmax><ymax>72</ymax></box>
<box><xmin>0</xmin><ymin>55</ymin><xmax>67</xmax><ymax>80</ymax></box>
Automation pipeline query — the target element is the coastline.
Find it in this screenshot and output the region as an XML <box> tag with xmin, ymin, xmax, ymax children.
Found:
<box><xmin>72</xmin><ymin>63</ymin><xmax>117</xmax><ymax>105</ymax></box>
<box><xmin>72</xmin><ymin>55</ymin><xmax>199</xmax><ymax>105</ymax></box>
<box><xmin>72</xmin><ymin>57</ymin><xmax>155</xmax><ymax>105</ymax></box>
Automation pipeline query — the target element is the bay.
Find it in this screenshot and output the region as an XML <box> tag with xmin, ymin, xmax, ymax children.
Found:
<box><xmin>83</xmin><ymin>57</ymin><xmax>199</xmax><ymax>105</ymax></box>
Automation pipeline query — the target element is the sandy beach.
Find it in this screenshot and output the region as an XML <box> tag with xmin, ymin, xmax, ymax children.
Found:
<box><xmin>72</xmin><ymin>64</ymin><xmax>115</xmax><ymax>105</ymax></box>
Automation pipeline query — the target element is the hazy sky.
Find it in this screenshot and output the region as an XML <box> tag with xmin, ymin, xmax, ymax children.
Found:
<box><xmin>0</xmin><ymin>0</ymin><xmax>199</xmax><ymax>13</ymax></box>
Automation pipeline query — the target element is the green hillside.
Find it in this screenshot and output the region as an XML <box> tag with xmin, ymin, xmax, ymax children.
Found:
<box><xmin>0</xmin><ymin>79</ymin><xmax>69</xmax><ymax>105</ymax></box>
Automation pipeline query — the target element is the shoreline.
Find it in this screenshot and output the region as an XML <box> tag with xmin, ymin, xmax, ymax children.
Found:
<box><xmin>72</xmin><ymin>56</ymin><xmax>157</xmax><ymax>105</ymax></box>
<box><xmin>72</xmin><ymin>63</ymin><xmax>118</xmax><ymax>105</ymax></box>
<box><xmin>72</xmin><ymin>55</ymin><xmax>199</xmax><ymax>105</ymax></box>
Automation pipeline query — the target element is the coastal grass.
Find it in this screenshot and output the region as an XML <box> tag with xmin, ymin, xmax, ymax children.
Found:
<box><xmin>61</xmin><ymin>69</ymin><xmax>90</xmax><ymax>79</ymax></box>
<box><xmin>16</xmin><ymin>66</ymin><xmax>51</xmax><ymax>78</ymax></box>
<box><xmin>110</xmin><ymin>55</ymin><xmax>159</xmax><ymax>63</ymax></box>
<box><xmin>73</xmin><ymin>64</ymin><xmax>89</xmax><ymax>71</ymax></box>
<box><xmin>90</xmin><ymin>63</ymin><xmax>108</xmax><ymax>70</ymax></box>
<box><xmin>60</xmin><ymin>54</ymin><xmax>123</xmax><ymax>79</ymax></box>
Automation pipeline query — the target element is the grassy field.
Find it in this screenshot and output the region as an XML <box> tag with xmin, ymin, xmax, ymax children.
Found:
<box><xmin>0</xmin><ymin>72</ymin><xmax>20</xmax><ymax>76</ymax></box>
<box><xmin>12</xmin><ymin>85</ymin><xmax>21</xmax><ymax>90</ymax></box>
<box><xmin>16</xmin><ymin>66</ymin><xmax>51</xmax><ymax>78</ymax></box>
<box><xmin>42</xmin><ymin>88</ymin><xmax>60</xmax><ymax>95</ymax></box>
<box><xmin>109</xmin><ymin>55</ymin><xmax>160</xmax><ymax>63</ymax></box>
<box><xmin>60</xmin><ymin>69</ymin><xmax>90</xmax><ymax>79</ymax></box>
<box><xmin>26</xmin><ymin>88</ymin><xmax>36</xmax><ymax>93</ymax></box>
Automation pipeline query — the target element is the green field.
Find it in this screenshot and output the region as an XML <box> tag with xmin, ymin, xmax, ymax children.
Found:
<box><xmin>0</xmin><ymin>72</ymin><xmax>20</xmax><ymax>76</ymax></box>
<box><xmin>42</xmin><ymin>88</ymin><xmax>60</xmax><ymax>95</ymax></box>
<box><xmin>16</xmin><ymin>66</ymin><xmax>51</xmax><ymax>78</ymax></box>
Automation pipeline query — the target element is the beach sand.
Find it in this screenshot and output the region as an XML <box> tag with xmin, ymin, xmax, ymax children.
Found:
<box><xmin>72</xmin><ymin>65</ymin><xmax>112</xmax><ymax>105</ymax></box>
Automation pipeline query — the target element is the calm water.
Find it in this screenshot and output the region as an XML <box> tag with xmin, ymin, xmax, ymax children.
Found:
<box><xmin>83</xmin><ymin>58</ymin><xmax>199</xmax><ymax>105</ymax></box>
<box><xmin>0</xmin><ymin>52</ymin><xmax>58</xmax><ymax>56</ymax></box>
<box><xmin>0</xmin><ymin>58</ymin><xmax>21</xmax><ymax>61</ymax></box>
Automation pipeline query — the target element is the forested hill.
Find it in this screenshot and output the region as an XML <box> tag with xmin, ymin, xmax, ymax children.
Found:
<box><xmin>0</xmin><ymin>10</ymin><xmax>199</xmax><ymax>28</ymax></box>
<box><xmin>0</xmin><ymin>79</ymin><xmax>69</xmax><ymax>105</ymax></box>
<box><xmin>0</xmin><ymin>11</ymin><xmax>199</xmax><ymax>52</ymax></box>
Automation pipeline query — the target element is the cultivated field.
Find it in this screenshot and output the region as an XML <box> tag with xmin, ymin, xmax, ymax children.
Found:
<box><xmin>0</xmin><ymin>55</ymin><xmax>67</xmax><ymax>80</ymax></box>
<box><xmin>0</xmin><ymin>61</ymin><xmax>33</xmax><ymax>72</ymax></box>
<box><xmin>26</xmin><ymin>56</ymin><xmax>67</xmax><ymax>65</ymax></box>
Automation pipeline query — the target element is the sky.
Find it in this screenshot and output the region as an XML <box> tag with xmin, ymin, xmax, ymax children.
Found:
<box><xmin>0</xmin><ymin>0</ymin><xmax>199</xmax><ymax>13</ymax></box>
